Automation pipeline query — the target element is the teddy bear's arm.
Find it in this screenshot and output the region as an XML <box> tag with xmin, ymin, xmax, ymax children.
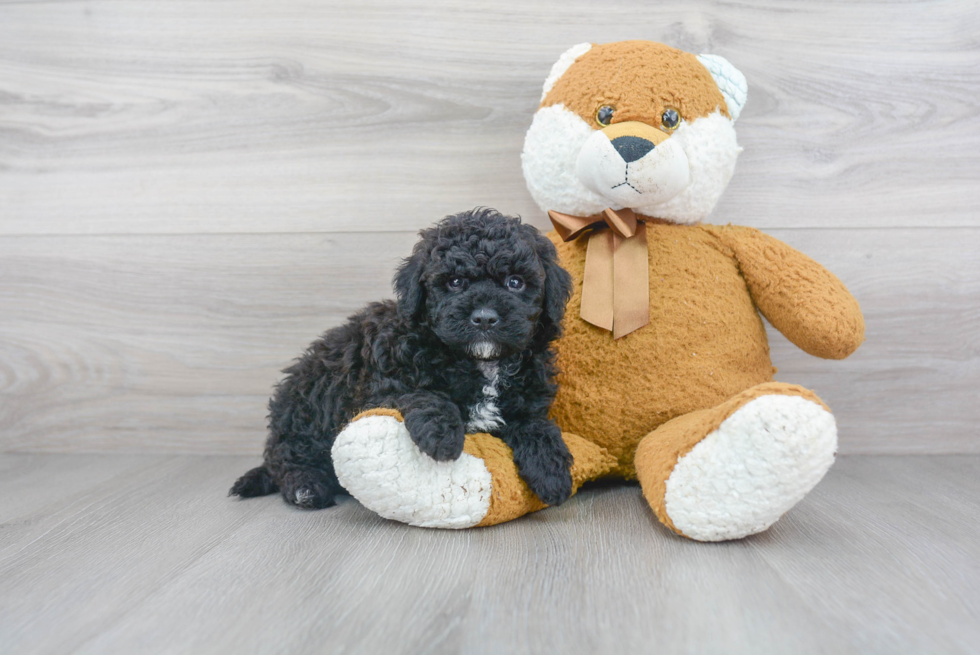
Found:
<box><xmin>713</xmin><ymin>225</ymin><xmax>865</xmax><ymax>360</ymax></box>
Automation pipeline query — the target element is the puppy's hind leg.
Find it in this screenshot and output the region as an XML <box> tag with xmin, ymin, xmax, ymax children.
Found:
<box><xmin>229</xmin><ymin>453</ymin><xmax>339</xmax><ymax>509</ymax></box>
<box><xmin>264</xmin><ymin>438</ymin><xmax>344</xmax><ymax>510</ymax></box>
<box><xmin>229</xmin><ymin>465</ymin><xmax>278</xmax><ymax>498</ymax></box>
<box><xmin>278</xmin><ymin>464</ymin><xmax>341</xmax><ymax>510</ymax></box>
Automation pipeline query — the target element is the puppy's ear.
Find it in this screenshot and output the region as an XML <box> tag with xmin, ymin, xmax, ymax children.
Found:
<box><xmin>393</xmin><ymin>242</ymin><xmax>428</xmax><ymax>322</ymax></box>
<box><xmin>527</xmin><ymin>227</ymin><xmax>573</xmax><ymax>337</ymax></box>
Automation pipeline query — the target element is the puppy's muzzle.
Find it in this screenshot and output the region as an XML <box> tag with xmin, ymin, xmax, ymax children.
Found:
<box><xmin>470</xmin><ymin>308</ymin><xmax>500</xmax><ymax>331</ymax></box>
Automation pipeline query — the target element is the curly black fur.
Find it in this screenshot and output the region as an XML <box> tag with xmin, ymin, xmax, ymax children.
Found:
<box><xmin>230</xmin><ymin>208</ymin><xmax>575</xmax><ymax>510</ymax></box>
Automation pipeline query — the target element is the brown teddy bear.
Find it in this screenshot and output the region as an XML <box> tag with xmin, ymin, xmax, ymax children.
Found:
<box><xmin>330</xmin><ymin>41</ymin><xmax>864</xmax><ymax>541</ymax></box>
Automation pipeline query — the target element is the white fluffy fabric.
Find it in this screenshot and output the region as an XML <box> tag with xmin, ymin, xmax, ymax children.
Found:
<box><xmin>663</xmin><ymin>395</ymin><xmax>837</xmax><ymax>542</ymax></box>
<box><xmin>640</xmin><ymin>111</ymin><xmax>741</xmax><ymax>223</ymax></box>
<box><xmin>522</xmin><ymin>104</ymin><xmax>609</xmax><ymax>217</ymax></box>
<box><xmin>332</xmin><ymin>415</ymin><xmax>492</xmax><ymax>529</ymax></box>
<box><xmin>576</xmin><ymin>128</ymin><xmax>691</xmax><ymax>208</ymax></box>
<box><xmin>522</xmin><ymin>105</ymin><xmax>740</xmax><ymax>224</ymax></box>
<box><xmin>540</xmin><ymin>42</ymin><xmax>592</xmax><ymax>102</ymax></box>
<box><xmin>696</xmin><ymin>54</ymin><xmax>748</xmax><ymax>121</ymax></box>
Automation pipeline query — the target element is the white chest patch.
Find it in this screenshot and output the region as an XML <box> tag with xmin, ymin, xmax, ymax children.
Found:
<box><xmin>466</xmin><ymin>361</ymin><xmax>505</xmax><ymax>433</ymax></box>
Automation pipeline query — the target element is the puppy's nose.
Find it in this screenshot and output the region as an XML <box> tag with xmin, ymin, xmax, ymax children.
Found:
<box><xmin>470</xmin><ymin>308</ymin><xmax>500</xmax><ymax>330</ymax></box>
<box><xmin>610</xmin><ymin>135</ymin><xmax>654</xmax><ymax>163</ymax></box>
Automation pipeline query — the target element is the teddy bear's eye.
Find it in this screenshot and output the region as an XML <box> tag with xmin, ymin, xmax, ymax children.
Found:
<box><xmin>661</xmin><ymin>108</ymin><xmax>680</xmax><ymax>130</ymax></box>
<box><xmin>596</xmin><ymin>105</ymin><xmax>615</xmax><ymax>127</ymax></box>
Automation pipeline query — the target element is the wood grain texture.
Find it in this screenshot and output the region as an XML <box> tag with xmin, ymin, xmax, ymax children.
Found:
<box><xmin>0</xmin><ymin>454</ymin><xmax>977</xmax><ymax>654</ymax></box>
<box><xmin>1</xmin><ymin>228</ymin><xmax>977</xmax><ymax>454</ymax></box>
<box><xmin>1</xmin><ymin>0</ymin><xmax>977</xmax><ymax>455</ymax></box>
<box><xmin>0</xmin><ymin>0</ymin><xmax>978</xmax><ymax>235</ymax></box>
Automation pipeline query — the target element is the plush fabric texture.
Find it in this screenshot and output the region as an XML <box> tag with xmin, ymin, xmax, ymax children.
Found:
<box><xmin>523</xmin><ymin>104</ymin><xmax>611</xmax><ymax>218</ymax></box>
<box><xmin>575</xmin><ymin>120</ymin><xmax>691</xmax><ymax>213</ymax></box>
<box><xmin>541</xmin><ymin>42</ymin><xmax>592</xmax><ymax>102</ymax></box>
<box><xmin>334</xmin><ymin>408</ymin><xmax>617</xmax><ymax>528</ymax></box>
<box><xmin>695</xmin><ymin>54</ymin><xmax>748</xmax><ymax>121</ymax></box>
<box><xmin>632</xmin><ymin>382</ymin><xmax>832</xmax><ymax>538</ymax></box>
<box><xmin>541</xmin><ymin>41</ymin><xmax>730</xmax><ymax>127</ymax></box>
<box><xmin>333</xmin><ymin>409</ymin><xmax>493</xmax><ymax>529</ymax></box>
<box><xmin>324</xmin><ymin>41</ymin><xmax>865</xmax><ymax>541</ymax></box>
<box><xmin>546</xmin><ymin>222</ymin><xmax>863</xmax><ymax>479</ymax></box>
<box><xmin>465</xmin><ymin>430</ymin><xmax>617</xmax><ymax>527</ymax></box>
<box><xmin>524</xmin><ymin>41</ymin><xmax>741</xmax><ymax>224</ymax></box>
<box><xmin>663</xmin><ymin>393</ymin><xmax>837</xmax><ymax>541</ymax></box>
<box><xmin>711</xmin><ymin>226</ymin><xmax>865</xmax><ymax>359</ymax></box>
<box><xmin>505</xmin><ymin>41</ymin><xmax>863</xmax><ymax>538</ymax></box>
<box><xmin>643</xmin><ymin>111</ymin><xmax>740</xmax><ymax>224</ymax></box>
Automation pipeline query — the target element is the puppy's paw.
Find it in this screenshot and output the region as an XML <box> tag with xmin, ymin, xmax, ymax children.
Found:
<box><xmin>504</xmin><ymin>420</ymin><xmax>574</xmax><ymax>506</ymax></box>
<box><xmin>521</xmin><ymin>463</ymin><xmax>573</xmax><ymax>507</ymax></box>
<box><xmin>402</xmin><ymin>401</ymin><xmax>466</xmax><ymax>462</ymax></box>
<box><xmin>279</xmin><ymin>469</ymin><xmax>337</xmax><ymax>509</ymax></box>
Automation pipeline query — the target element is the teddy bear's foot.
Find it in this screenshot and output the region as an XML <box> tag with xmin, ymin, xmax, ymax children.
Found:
<box><xmin>635</xmin><ymin>382</ymin><xmax>837</xmax><ymax>542</ymax></box>
<box><xmin>332</xmin><ymin>409</ymin><xmax>493</xmax><ymax>528</ymax></box>
<box><xmin>332</xmin><ymin>408</ymin><xmax>617</xmax><ymax>529</ymax></box>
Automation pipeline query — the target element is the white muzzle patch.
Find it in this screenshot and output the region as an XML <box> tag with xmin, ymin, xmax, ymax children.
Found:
<box><xmin>468</xmin><ymin>341</ymin><xmax>500</xmax><ymax>360</ymax></box>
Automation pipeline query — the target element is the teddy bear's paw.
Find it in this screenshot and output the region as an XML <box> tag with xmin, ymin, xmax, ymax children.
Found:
<box><xmin>664</xmin><ymin>394</ymin><xmax>837</xmax><ymax>542</ymax></box>
<box><xmin>332</xmin><ymin>414</ymin><xmax>492</xmax><ymax>529</ymax></box>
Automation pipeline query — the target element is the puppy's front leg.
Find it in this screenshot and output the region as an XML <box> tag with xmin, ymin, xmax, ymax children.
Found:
<box><xmin>396</xmin><ymin>391</ymin><xmax>466</xmax><ymax>462</ymax></box>
<box><xmin>500</xmin><ymin>419</ymin><xmax>573</xmax><ymax>506</ymax></box>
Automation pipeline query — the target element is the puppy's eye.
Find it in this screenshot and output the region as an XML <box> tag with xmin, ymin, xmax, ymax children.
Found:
<box><xmin>505</xmin><ymin>275</ymin><xmax>525</xmax><ymax>291</ymax></box>
<box><xmin>447</xmin><ymin>277</ymin><xmax>467</xmax><ymax>291</ymax></box>
<box><xmin>596</xmin><ymin>105</ymin><xmax>615</xmax><ymax>127</ymax></box>
<box><xmin>661</xmin><ymin>107</ymin><xmax>680</xmax><ymax>130</ymax></box>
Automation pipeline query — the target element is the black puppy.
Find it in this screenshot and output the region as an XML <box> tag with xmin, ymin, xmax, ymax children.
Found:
<box><xmin>230</xmin><ymin>208</ymin><xmax>575</xmax><ymax>510</ymax></box>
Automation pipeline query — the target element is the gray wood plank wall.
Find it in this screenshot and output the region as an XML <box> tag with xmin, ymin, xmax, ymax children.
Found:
<box><xmin>2</xmin><ymin>0</ymin><xmax>978</xmax><ymax>454</ymax></box>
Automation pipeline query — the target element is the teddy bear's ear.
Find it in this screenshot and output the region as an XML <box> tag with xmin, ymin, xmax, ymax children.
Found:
<box><xmin>540</xmin><ymin>42</ymin><xmax>592</xmax><ymax>102</ymax></box>
<box><xmin>696</xmin><ymin>54</ymin><xmax>748</xmax><ymax>121</ymax></box>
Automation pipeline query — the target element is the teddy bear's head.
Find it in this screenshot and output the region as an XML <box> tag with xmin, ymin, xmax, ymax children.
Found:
<box><xmin>522</xmin><ymin>41</ymin><xmax>747</xmax><ymax>224</ymax></box>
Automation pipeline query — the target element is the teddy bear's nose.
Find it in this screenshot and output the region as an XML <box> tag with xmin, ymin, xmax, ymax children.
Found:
<box><xmin>610</xmin><ymin>136</ymin><xmax>655</xmax><ymax>163</ymax></box>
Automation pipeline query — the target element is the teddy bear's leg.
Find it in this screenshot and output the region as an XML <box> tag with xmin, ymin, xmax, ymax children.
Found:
<box><xmin>634</xmin><ymin>382</ymin><xmax>837</xmax><ymax>542</ymax></box>
<box><xmin>331</xmin><ymin>408</ymin><xmax>616</xmax><ymax>529</ymax></box>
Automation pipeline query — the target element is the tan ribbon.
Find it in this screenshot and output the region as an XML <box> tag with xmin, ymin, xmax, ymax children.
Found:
<box><xmin>548</xmin><ymin>208</ymin><xmax>650</xmax><ymax>339</ymax></box>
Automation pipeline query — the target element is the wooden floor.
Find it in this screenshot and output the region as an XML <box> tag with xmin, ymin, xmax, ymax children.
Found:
<box><xmin>1</xmin><ymin>454</ymin><xmax>977</xmax><ymax>654</ymax></box>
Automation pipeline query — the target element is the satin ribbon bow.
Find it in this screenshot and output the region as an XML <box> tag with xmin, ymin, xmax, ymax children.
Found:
<box><xmin>548</xmin><ymin>207</ymin><xmax>649</xmax><ymax>339</ymax></box>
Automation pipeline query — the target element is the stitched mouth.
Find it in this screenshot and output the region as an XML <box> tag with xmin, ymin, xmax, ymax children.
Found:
<box><xmin>611</xmin><ymin>180</ymin><xmax>642</xmax><ymax>193</ymax></box>
<box><xmin>610</xmin><ymin>163</ymin><xmax>642</xmax><ymax>194</ymax></box>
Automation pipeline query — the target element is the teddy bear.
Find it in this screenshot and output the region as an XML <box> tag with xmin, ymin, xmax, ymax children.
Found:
<box><xmin>329</xmin><ymin>40</ymin><xmax>865</xmax><ymax>541</ymax></box>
